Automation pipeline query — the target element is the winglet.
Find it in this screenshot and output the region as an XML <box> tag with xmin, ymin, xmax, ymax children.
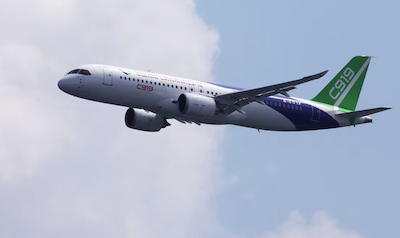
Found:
<box><xmin>303</xmin><ymin>70</ymin><xmax>329</xmax><ymax>80</ymax></box>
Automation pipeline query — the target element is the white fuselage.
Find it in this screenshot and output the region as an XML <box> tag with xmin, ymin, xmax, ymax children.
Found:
<box><xmin>58</xmin><ymin>64</ymin><xmax>370</xmax><ymax>131</ymax></box>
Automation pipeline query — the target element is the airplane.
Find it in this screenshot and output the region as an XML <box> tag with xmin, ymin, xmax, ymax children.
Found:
<box><xmin>58</xmin><ymin>55</ymin><xmax>390</xmax><ymax>132</ymax></box>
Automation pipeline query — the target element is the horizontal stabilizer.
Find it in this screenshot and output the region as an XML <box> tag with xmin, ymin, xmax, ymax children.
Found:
<box><xmin>336</xmin><ymin>107</ymin><xmax>391</xmax><ymax>118</ymax></box>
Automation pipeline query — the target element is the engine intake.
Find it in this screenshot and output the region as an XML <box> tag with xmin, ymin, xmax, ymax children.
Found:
<box><xmin>178</xmin><ymin>93</ymin><xmax>217</xmax><ymax>117</ymax></box>
<box><xmin>125</xmin><ymin>108</ymin><xmax>169</xmax><ymax>132</ymax></box>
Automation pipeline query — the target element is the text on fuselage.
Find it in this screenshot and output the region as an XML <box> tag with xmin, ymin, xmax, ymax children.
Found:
<box><xmin>137</xmin><ymin>84</ymin><xmax>153</xmax><ymax>91</ymax></box>
<box><xmin>282</xmin><ymin>99</ymin><xmax>301</xmax><ymax>105</ymax></box>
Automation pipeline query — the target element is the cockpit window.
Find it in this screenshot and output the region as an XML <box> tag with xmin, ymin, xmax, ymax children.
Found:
<box><xmin>68</xmin><ymin>69</ymin><xmax>80</xmax><ymax>74</ymax></box>
<box><xmin>78</xmin><ymin>69</ymin><xmax>91</xmax><ymax>75</ymax></box>
<box><xmin>66</xmin><ymin>69</ymin><xmax>91</xmax><ymax>75</ymax></box>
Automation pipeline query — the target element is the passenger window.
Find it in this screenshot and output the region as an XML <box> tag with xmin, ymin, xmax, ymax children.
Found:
<box><xmin>159</xmin><ymin>83</ymin><xmax>161</xmax><ymax>86</ymax></box>
<box><xmin>265</xmin><ymin>101</ymin><xmax>269</xmax><ymax>105</ymax></box>
<box><xmin>207</xmin><ymin>91</ymin><xmax>209</xmax><ymax>94</ymax></box>
<box><xmin>295</xmin><ymin>106</ymin><xmax>298</xmax><ymax>110</ymax></box>
<box><xmin>185</xmin><ymin>87</ymin><xmax>187</xmax><ymax>90</ymax></box>
<box><xmin>124</xmin><ymin>77</ymin><xmax>127</xmax><ymax>80</ymax></box>
<box><xmin>278</xmin><ymin>103</ymin><xmax>281</xmax><ymax>107</ymax></box>
<box><xmin>300</xmin><ymin>107</ymin><xmax>303</xmax><ymax>111</ymax></box>
<box><xmin>176</xmin><ymin>86</ymin><xmax>178</xmax><ymax>89</ymax></box>
<box><xmin>191</xmin><ymin>88</ymin><xmax>193</xmax><ymax>91</ymax></box>
<box><xmin>167</xmin><ymin>84</ymin><xmax>170</xmax><ymax>87</ymax></box>
<box><xmin>142</xmin><ymin>80</ymin><xmax>144</xmax><ymax>83</ymax></box>
<box><xmin>200</xmin><ymin>90</ymin><xmax>203</xmax><ymax>93</ymax></box>
<box><xmin>129</xmin><ymin>78</ymin><xmax>131</xmax><ymax>80</ymax></box>
<box><xmin>180</xmin><ymin>86</ymin><xmax>183</xmax><ymax>89</ymax></box>
<box><xmin>163</xmin><ymin>84</ymin><xmax>165</xmax><ymax>86</ymax></box>
<box><xmin>150</xmin><ymin>82</ymin><xmax>152</xmax><ymax>84</ymax></box>
<box><xmin>120</xmin><ymin>76</ymin><xmax>122</xmax><ymax>79</ymax></box>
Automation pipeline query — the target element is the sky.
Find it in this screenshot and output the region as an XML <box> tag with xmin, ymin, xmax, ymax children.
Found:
<box><xmin>0</xmin><ymin>0</ymin><xmax>398</xmax><ymax>238</ymax></box>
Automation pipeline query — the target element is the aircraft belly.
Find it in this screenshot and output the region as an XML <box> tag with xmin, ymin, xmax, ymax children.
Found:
<box><xmin>237</xmin><ymin>103</ymin><xmax>296</xmax><ymax>130</ymax></box>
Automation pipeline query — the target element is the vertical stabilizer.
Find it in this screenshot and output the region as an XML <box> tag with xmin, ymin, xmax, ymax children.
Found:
<box><xmin>312</xmin><ymin>56</ymin><xmax>371</xmax><ymax>111</ymax></box>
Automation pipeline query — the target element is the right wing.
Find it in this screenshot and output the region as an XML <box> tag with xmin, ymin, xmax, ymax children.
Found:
<box><xmin>215</xmin><ymin>70</ymin><xmax>329</xmax><ymax>114</ymax></box>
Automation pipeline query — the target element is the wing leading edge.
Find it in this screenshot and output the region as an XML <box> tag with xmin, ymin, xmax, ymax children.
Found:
<box><xmin>215</xmin><ymin>70</ymin><xmax>329</xmax><ymax>114</ymax></box>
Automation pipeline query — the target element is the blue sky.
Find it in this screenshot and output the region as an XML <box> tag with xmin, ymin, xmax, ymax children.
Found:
<box><xmin>197</xmin><ymin>1</ymin><xmax>398</xmax><ymax>237</ymax></box>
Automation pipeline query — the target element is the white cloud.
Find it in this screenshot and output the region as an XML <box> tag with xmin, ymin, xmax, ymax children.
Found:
<box><xmin>259</xmin><ymin>210</ymin><xmax>364</xmax><ymax>238</ymax></box>
<box><xmin>0</xmin><ymin>0</ymin><xmax>222</xmax><ymax>237</ymax></box>
<box><xmin>0</xmin><ymin>43</ymin><xmax>78</xmax><ymax>182</ymax></box>
<box><xmin>0</xmin><ymin>0</ymin><xmax>219</xmax><ymax>181</ymax></box>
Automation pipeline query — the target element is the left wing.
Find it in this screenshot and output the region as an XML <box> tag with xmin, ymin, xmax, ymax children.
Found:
<box><xmin>215</xmin><ymin>70</ymin><xmax>328</xmax><ymax>114</ymax></box>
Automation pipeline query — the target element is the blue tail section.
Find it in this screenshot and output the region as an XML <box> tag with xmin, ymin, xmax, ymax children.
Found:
<box><xmin>263</xmin><ymin>96</ymin><xmax>339</xmax><ymax>130</ymax></box>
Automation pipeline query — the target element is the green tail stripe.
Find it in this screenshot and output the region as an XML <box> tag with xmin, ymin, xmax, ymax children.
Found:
<box><xmin>312</xmin><ymin>56</ymin><xmax>371</xmax><ymax>111</ymax></box>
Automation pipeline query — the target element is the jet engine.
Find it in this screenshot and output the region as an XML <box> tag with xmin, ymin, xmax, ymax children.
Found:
<box><xmin>178</xmin><ymin>93</ymin><xmax>217</xmax><ymax>117</ymax></box>
<box><xmin>125</xmin><ymin>108</ymin><xmax>170</xmax><ymax>132</ymax></box>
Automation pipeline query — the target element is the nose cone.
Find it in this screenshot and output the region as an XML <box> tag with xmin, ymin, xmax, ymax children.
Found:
<box><xmin>58</xmin><ymin>77</ymin><xmax>79</xmax><ymax>95</ymax></box>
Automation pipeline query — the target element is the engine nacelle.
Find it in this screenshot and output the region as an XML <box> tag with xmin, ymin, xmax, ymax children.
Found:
<box><xmin>178</xmin><ymin>93</ymin><xmax>217</xmax><ymax>117</ymax></box>
<box><xmin>125</xmin><ymin>108</ymin><xmax>169</xmax><ymax>132</ymax></box>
